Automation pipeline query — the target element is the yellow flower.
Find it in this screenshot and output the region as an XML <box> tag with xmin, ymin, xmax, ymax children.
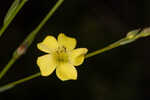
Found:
<box><xmin>37</xmin><ymin>33</ymin><xmax>88</xmax><ymax>81</ymax></box>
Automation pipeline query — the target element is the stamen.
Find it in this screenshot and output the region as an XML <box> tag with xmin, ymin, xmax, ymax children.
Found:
<box><xmin>53</xmin><ymin>46</ymin><xmax>69</xmax><ymax>63</ymax></box>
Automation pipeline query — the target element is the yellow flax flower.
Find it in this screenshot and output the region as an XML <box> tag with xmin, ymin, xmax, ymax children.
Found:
<box><xmin>37</xmin><ymin>33</ymin><xmax>88</xmax><ymax>81</ymax></box>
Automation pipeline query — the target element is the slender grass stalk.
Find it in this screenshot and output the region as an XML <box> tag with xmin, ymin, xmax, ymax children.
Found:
<box><xmin>0</xmin><ymin>0</ymin><xmax>64</xmax><ymax>80</ymax></box>
<box><xmin>0</xmin><ymin>0</ymin><xmax>27</xmax><ymax>37</ymax></box>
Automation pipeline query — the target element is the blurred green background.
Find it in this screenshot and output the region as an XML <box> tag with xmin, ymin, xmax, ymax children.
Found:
<box><xmin>0</xmin><ymin>0</ymin><xmax>149</xmax><ymax>100</ymax></box>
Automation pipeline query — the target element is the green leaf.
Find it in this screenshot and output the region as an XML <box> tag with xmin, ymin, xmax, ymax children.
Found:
<box><xmin>3</xmin><ymin>0</ymin><xmax>20</xmax><ymax>25</ymax></box>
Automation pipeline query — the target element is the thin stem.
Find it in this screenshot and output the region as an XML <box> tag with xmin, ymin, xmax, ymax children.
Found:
<box><xmin>7</xmin><ymin>73</ymin><xmax>40</xmax><ymax>86</ymax></box>
<box><xmin>0</xmin><ymin>73</ymin><xmax>40</xmax><ymax>92</ymax></box>
<box><xmin>85</xmin><ymin>39</ymin><xmax>123</xmax><ymax>58</ymax></box>
<box><xmin>0</xmin><ymin>0</ymin><xmax>64</xmax><ymax>79</ymax></box>
<box><xmin>24</xmin><ymin>0</ymin><xmax>64</xmax><ymax>46</ymax></box>
<box><xmin>0</xmin><ymin>56</ymin><xmax>18</xmax><ymax>80</ymax></box>
<box><xmin>0</xmin><ymin>0</ymin><xmax>27</xmax><ymax>37</ymax></box>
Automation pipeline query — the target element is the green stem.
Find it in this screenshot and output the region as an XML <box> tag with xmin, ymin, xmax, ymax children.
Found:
<box><xmin>7</xmin><ymin>73</ymin><xmax>40</xmax><ymax>86</ymax></box>
<box><xmin>0</xmin><ymin>56</ymin><xmax>18</xmax><ymax>79</ymax></box>
<box><xmin>85</xmin><ymin>39</ymin><xmax>123</xmax><ymax>58</ymax></box>
<box><xmin>0</xmin><ymin>0</ymin><xmax>64</xmax><ymax>80</ymax></box>
<box><xmin>0</xmin><ymin>0</ymin><xmax>27</xmax><ymax>37</ymax></box>
<box><xmin>0</xmin><ymin>73</ymin><xmax>40</xmax><ymax>92</ymax></box>
<box><xmin>23</xmin><ymin>0</ymin><xmax>64</xmax><ymax>46</ymax></box>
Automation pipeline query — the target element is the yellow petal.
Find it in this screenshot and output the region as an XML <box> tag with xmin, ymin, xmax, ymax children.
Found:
<box><xmin>37</xmin><ymin>35</ymin><xmax>58</xmax><ymax>53</ymax></box>
<box><xmin>69</xmin><ymin>48</ymin><xmax>88</xmax><ymax>66</ymax></box>
<box><xmin>58</xmin><ymin>33</ymin><xmax>76</xmax><ymax>50</ymax></box>
<box><xmin>37</xmin><ymin>54</ymin><xmax>56</xmax><ymax>76</ymax></box>
<box><xmin>56</xmin><ymin>63</ymin><xmax>77</xmax><ymax>81</ymax></box>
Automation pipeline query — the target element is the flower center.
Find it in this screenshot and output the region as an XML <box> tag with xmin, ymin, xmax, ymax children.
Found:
<box><xmin>53</xmin><ymin>46</ymin><xmax>69</xmax><ymax>63</ymax></box>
